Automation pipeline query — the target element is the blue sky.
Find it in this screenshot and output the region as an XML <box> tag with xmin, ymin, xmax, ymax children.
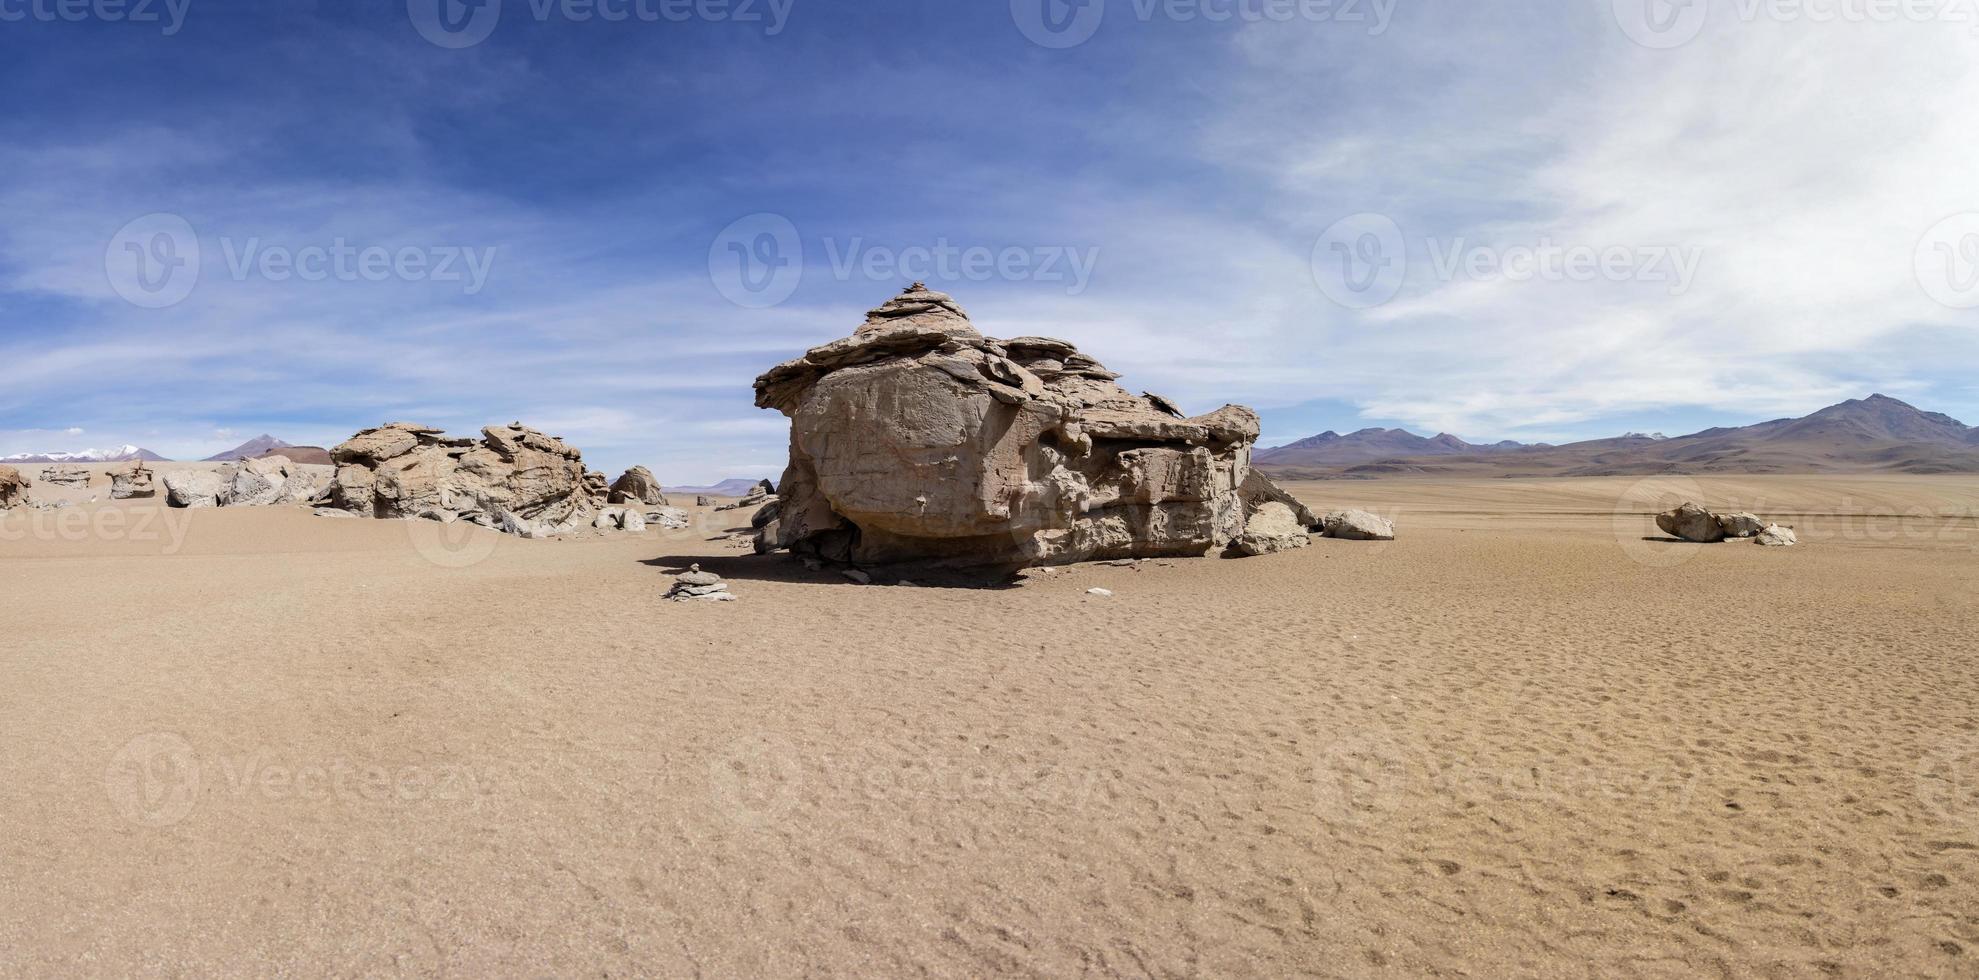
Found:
<box><xmin>3</xmin><ymin>0</ymin><xmax>1976</xmax><ymax>480</ymax></box>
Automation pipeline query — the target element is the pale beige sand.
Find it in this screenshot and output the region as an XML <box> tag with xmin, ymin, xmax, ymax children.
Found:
<box><xmin>2</xmin><ymin>476</ymin><xmax>1977</xmax><ymax>976</ymax></box>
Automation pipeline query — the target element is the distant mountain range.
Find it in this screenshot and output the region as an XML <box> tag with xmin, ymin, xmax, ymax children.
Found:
<box><xmin>670</xmin><ymin>478</ymin><xmax>773</xmax><ymax>496</ymax></box>
<box><xmin>204</xmin><ymin>435</ymin><xmax>292</xmax><ymax>461</ymax></box>
<box><xmin>1</xmin><ymin>445</ymin><xmax>168</xmax><ymax>464</ymax></box>
<box><xmin>1257</xmin><ymin>395</ymin><xmax>1979</xmax><ymax>478</ymax></box>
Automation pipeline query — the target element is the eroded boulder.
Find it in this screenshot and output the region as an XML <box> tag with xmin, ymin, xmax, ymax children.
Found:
<box><xmin>107</xmin><ymin>462</ymin><xmax>155</xmax><ymax>499</ymax></box>
<box><xmin>321</xmin><ymin>421</ymin><xmax>605</xmax><ymax>536</ymax></box>
<box><xmin>1656</xmin><ymin>503</ymin><xmax>1726</xmax><ymax>543</ymax></box>
<box><xmin>609</xmin><ymin>466</ymin><xmax>668</xmax><ymax>506</ymax></box>
<box><xmin>41</xmin><ymin>465</ymin><xmax>91</xmax><ymax>488</ymax></box>
<box><xmin>1716</xmin><ymin>512</ymin><xmax>1766</xmax><ymax>538</ymax></box>
<box><xmin>164</xmin><ymin>470</ymin><xmax>222</xmax><ymax>509</ymax></box>
<box><xmin>1320</xmin><ymin>509</ymin><xmax>1396</xmax><ymax>542</ymax></box>
<box><xmin>1757</xmin><ymin>525</ymin><xmax>1798</xmax><ymax>547</ymax></box>
<box><xmin>1231</xmin><ymin>502</ymin><xmax>1312</xmax><ymax>557</ymax></box>
<box><xmin>0</xmin><ymin>465</ymin><xmax>28</xmax><ymax>509</ymax></box>
<box><xmin>751</xmin><ymin>284</ymin><xmax>1306</xmax><ymax>568</ymax></box>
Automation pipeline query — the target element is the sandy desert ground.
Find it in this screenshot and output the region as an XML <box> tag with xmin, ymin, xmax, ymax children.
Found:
<box><xmin>3</xmin><ymin>470</ymin><xmax>1977</xmax><ymax>977</ymax></box>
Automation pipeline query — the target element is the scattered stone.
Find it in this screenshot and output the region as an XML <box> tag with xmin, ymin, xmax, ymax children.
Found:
<box><xmin>321</xmin><ymin>421</ymin><xmax>605</xmax><ymax>535</ymax></box>
<box><xmin>750</xmin><ymin>284</ymin><xmax>1305</xmax><ymax>568</ymax></box>
<box><xmin>648</xmin><ymin>507</ymin><xmax>690</xmax><ymax>529</ymax></box>
<box><xmin>1087</xmin><ymin>588</ymin><xmax>1114</xmax><ymax>597</ymax></box>
<box><xmin>841</xmin><ymin>568</ymin><xmax>872</xmax><ymax>584</ymax></box>
<box><xmin>0</xmin><ymin>465</ymin><xmax>30</xmax><ymax>509</ymax></box>
<box><xmin>666</xmin><ymin>564</ymin><xmax>735</xmax><ymax>601</ymax></box>
<box><xmin>1231</xmin><ymin>501</ymin><xmax>1313</xmax><ymax>557</ymax></box>
<box><xmin>40</xmin><ymin>465</ymin><xmax>91</xmax><ymax>488</ymax></box>
<box><xmin>107</xmin><ymin>462</ymin><xmax>156</xmax><ymax>499</ymax></box>
<box><xmin>696</xmin><ymin>495</ymin><xmax>715</xmax><ymax>507</ymax></box>
<box><xmin>314</xmin><ymin>507</ymin><xmax>359</xmax><ymax>519</ymax></box>
<box><xmin>164</xmin><ymin>470</ymin><xmax>223</xmax><ymax>509</ymax></box>
<box><xmin>608</xmin><ymin>466</ymin><xmax>668</xmax><ymax>506</ymax></box>
<box><xmin>1320</xmin><ymin>510</ymin><xmax>1397</xmax><ymax>542</ymax></box>
<box><xmin>1756</xmin><ymin>525</ymin><xmax>1798</xmax><ymax>547</ymax></box>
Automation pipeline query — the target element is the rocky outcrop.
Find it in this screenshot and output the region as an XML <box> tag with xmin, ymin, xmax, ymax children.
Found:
<box><xmin>164</xmin><ymin>470</ymin><xmax>223</xmax><ymax>509</ymax></box>
<box><xmin>41</xmin><ymin>465</ymin><xmax>91</xmax><ymax>488</ymax></box>
<box><xmin>609</xmin><ymin>466</ymin><xmax>668</xmax><ymax>506</ymax></box>
<box><xmin>107</xmin><ymin>462</ymin><xmax>156</xmax><ymax>499</ymax></box>
<box><xmin>1655</xmin><ymin>503</ymin><xmax>1726</xmax><ymax>543</ymax></box>
<box><xmin>322</xmin><ymin>422</ymin><xmax>604</xmax><ymax>535</ymax></box>
<box><xmin>752</xmin><ymin>284</ymin><xmax>1307</xmax><ymax>568</ymax></box>
<box><xmin>1319</xmin><ymin>509</ymin><xmax>1396</xmax><ymax>542</ymax></box>
<box><xmin>0</xmin><ymin>465</ymin><xmax>28</xmax><ymax>508</ymax></box>
<box><xmin>715</xmin><ymin>480</ymin><xmax>775</xmax><ymax>513</ymax></box>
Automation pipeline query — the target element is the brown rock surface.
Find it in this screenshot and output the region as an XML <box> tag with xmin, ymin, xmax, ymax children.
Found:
<box><xmin>324</xmin><ymin>421</ymin><xmax>604</xmax><ymax>533</ymax></box>
<box><xmin>752</xmin><ymin>284</ymin><xmax>1299</xmax><ymax>567</ymax></box>
<box><xmin>0</xmin><ymin>465</ymin><xmax>28</xmax><ymax>508</ymax></box>
<box><xmin>608</xmin><ymin>466</ymin><xmax>668</xmax><ymax>506</ymax></box>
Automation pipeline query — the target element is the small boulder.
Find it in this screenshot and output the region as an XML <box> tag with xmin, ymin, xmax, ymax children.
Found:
<box><xmin>696</xmin><ymin>496</ymin><xmax>715</xmax><ymax>507</ymax></box>
<box><xmin>620</xmin><ymin>509</ymin><xmax>646</xmax><ymax>533</ymax></box>
<box><xmin>164</xmin><ymin>470</ymin><xmax>223</xmax><ymax>509</ymax></box>
<box><xmin>1320</xmin><ymin>509</ymin><xmax>1396</xmax><ymax>542</ymax></box>
<box><xmin>1655</xmin><ymin>503</ymin><xmax>1725</xmax><ymax>543</ymax></box>
<box><xmin>1231</xmin><ymin>502</ymin><xmax>1312</xmax><ymax>557</ymax></box>
<box><xmin>648</xmin><ymin>507</ymin><xmax>690</xmax><ymax>529</ymax></box>
<box><xmin>608</xmin><ymin>466</ymin><xmax>668</xmax><ymax>506</ymax></box>
<box><xmin>1756</xmin><ymin>525</ymin><xmax>1798</xmax><ymax>547</ymax></box>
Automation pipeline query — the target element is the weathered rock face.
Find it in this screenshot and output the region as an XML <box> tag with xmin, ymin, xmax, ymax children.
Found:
<box><xmin>609</xmin><ymin>466</ymin><xmax>668</xmax><ymax>506</ymax></box>
<box><xmin>323</xmin><ymin>422</ymin><xmax>604</xmax><ymax>534</ymax></box>
<box><xmin>1656</xmin><ymin>503</ymin><xmax>1726</xmax><ymax>543</ymax></box>
<box><xmin>107</xmin><ymin>462</ymin><xmax>156</xmax><ymax>499</ymax></box>
<box><xmin>41</xmin><ymin>465</ymin><xmax>91</xmax><ymax>488</ymax></box>
<box><xmin>752</xmin><ymin>284</ymin><xmax>1301</xmax><ymax>568</ymax></box>
<box><xmin>222</xmin><ymin>455</ymin><xmax>326</xmax><ymax>507</ymax></box>
<box><xmin>164</xmin><ymin>470</ymin><xmax>222</xmax><ymax>509</ymax></box>
<box><xmin>1716</xmin><ymin>512</ymin><xmax>1766</xmax><ymax>538</ymax></box>
<box><xmin>0</xmin><ymin>465</ymin><xmax>28</xmax><ymax>509</ymax></box>
<box><xmin>1232</xmin><ymin>502</ymin><xmax>1312</xmax><ymax>557</ymax></box>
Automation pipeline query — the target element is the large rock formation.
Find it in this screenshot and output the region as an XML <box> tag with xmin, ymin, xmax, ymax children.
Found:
<box><xmin>1656</xmin><ymin>502</ymin><xmax>1796</xmax><ymax>546</ymax></box>
<box><xmin>322</xmin><ymin>422</ymin><xmax>604</xmax><ymax>535</ymax></box>
<box><xmin>164</xmin><ymin>470</ymin><xmax>223</xmax><ymax>509</ymax></box>
<box><xmin>41</xmin><ymin>465</ymin><xmax>91</xmax><ymax>488</ymax></box>
<box><xmin>751</xmin><ymin>284</ymin><xmax>1306</xmax><ymax>567</ymax></box>
<box><xmin>0</xmin><ymin>465</ymin><xmax>28</xmax><ymax>509</ymax></box>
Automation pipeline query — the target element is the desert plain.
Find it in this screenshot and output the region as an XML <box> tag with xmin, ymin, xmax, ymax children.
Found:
<box><xmin>2</xmin><ymin>468</ymin><xmax>1977</xmax><ymax>977</ymax></box>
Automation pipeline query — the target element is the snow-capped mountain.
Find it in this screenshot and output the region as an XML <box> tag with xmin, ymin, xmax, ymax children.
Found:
<box><xmin>1</xmin><ymin>445</ymin><xmax>169</xmax><ymax>464</ymax></box>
